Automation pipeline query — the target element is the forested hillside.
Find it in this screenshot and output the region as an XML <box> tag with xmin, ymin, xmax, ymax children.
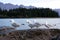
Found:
<box><xmin>0</xmin><ymin>8</ymin><xmax>59</xmax><ymax>18</ymax></box>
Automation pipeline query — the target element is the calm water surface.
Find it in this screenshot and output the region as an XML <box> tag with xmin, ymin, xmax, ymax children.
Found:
<box><xmin>0</xmin><ymin>18</ymin><xmax>60</xmax><ymax>30</ymax></box>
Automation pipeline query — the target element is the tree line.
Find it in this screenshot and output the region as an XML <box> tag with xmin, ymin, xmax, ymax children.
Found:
<box><xmin>0</xmin><ymin>8</ymin><xmax>59</xmax><ymax>18</ymax></box>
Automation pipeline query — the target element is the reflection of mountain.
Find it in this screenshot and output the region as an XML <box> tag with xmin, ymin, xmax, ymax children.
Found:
<box><xmin>0</xmin><ymin>2</ymin><xmax>36</xmax><ymax>10</ymax></box>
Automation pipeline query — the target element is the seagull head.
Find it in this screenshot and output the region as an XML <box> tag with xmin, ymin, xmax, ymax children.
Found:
<box><xmin>10</xmin><ymin>19</ymin><xmax>15</xmax><ymax>23</ymax></box>
<box><xmin>26</xmin><ymin>20</ymin><xmax>33</xmax><ymax>24</ymax></box>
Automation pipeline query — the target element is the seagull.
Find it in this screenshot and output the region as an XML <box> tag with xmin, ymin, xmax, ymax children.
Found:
<box><xmin>27</xmin><ymin>20</ymin><xmax>34</xmax><ymax>29</ymax></box>
<box><xmin>10</xmin><ymin>19</ymin><xmax>20</xmax><ymax>27</ymax></box>
<box><xmin>27</xmin><ymin>20</ymin><xmax>57</xmax><ymax>29</ymax></box>
<box><xmin>33</xmin><ymin>20</ymin><xmax>43</xmax><ymax>28</ymax></box>
<box><xmin>26</xmin><ymin>20</ymin><xmax>42</xmax><ymax>29</ymax></box>
<box><xmin>42</xmin><ymin>21</ymin><xmax>56</xmax><ymax>28</ymax></box>
<box><xmin>33</xmin><ymin>20</ymin><xmax>53</xmax><ymax>28</ymax></box>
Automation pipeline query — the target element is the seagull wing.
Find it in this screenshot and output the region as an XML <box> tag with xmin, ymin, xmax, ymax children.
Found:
<box><xmin>12</xmin><ymin>23</ymin><xmax>20</xmax><ymax>27</ymax></box>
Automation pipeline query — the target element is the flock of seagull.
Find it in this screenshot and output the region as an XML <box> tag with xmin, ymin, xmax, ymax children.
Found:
<box><xmin>0</xmin><ymin>19</ymin><xmax>60</xmax><ymax>31</ymax></box>
<box><xmin>26</xmin><ymin>20</ymin><xmax>57</xmax><ymax>29</ymax></box>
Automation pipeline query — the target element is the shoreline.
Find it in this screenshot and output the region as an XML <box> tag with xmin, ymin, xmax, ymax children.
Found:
<box><xmin>0</xmin><ymin>29</ymin><xmax>60</xmax><ymax>40</ymax></box>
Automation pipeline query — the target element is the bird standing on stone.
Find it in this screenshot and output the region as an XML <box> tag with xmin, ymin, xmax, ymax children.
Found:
<box><xmin>10</xmin><ymin>19</ymin><xmax>20</xmax><ymax>28</ymax></box>
<box><xmin>26</xmin><ymin>20</ymin><xmax>42</xmax><ymax>29</ymax></box>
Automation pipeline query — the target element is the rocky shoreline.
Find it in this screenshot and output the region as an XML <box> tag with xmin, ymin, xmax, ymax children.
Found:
<box><xmin>0</xmin><ymin>29</ymin><xmax>60</xmax><ymax>40</ymax></box>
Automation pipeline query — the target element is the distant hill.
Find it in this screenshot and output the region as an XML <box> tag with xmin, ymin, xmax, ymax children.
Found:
<box><xmin>0</xmin><ymin>2</ymin><xmax>60</xmax><ymax>17</ymax></box>
<box><xmin>53</xmin><ymin>9</ymin><xmax>60</xmax><ymax>16</ymax></box>
<box><xmin>0</xmin><ymin>2</ymin><xmax>19</xmax><ymax>10</ymax></box>
<box><xmin>0</xmin><ymin>2</ymin><xmax>36</xmax><ymax>10</ymax></box>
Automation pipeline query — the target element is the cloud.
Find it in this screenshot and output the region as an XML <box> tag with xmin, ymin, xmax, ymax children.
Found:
<box><xmin>0</xmin><ymin>0</ymin><xmax>60</xmax><ymax>9</ymax></box>
<box><xmin>32</xmin><ymin>0</ymin><xmax>60</xmax><ymax>9</ymax></box>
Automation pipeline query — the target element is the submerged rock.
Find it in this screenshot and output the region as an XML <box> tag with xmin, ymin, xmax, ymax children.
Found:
<box><xmin>0</xmin><ymin>26</ymin><xmax>16</xmax><ymax>35</ymax></box>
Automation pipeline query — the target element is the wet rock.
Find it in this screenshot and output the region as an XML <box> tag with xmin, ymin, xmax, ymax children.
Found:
<box><xmin>0</xmin><ymin>29</ymin><xmax>60</xmax><ymax>40</ymax></box>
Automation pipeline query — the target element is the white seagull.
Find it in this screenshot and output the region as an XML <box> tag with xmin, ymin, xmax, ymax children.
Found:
<box><xmin>27</xmin><ymin>20</ymin><xmax>57</xmax><ymax>29</ymax></box>
<box><xmin>33</xmin><ymin>20</ymin><xmax>43</xmax><ymax>28</ymax></box>
<box><xmin>10</xmin><ymin>19</ymin><xmax>20</xmax><ymax>27</ymax></box>
<box><xmin>42</xmin><ymin>21</ymin><xmax>56</xmax><ymax>28</ymax></box>
<box><xmin>26</xmin><ymin>20</ymin><xmax>42</xmax><ymax>29</ymax></box>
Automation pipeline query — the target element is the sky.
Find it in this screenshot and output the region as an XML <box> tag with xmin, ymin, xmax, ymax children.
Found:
<box><xmin>0</xmin><ymin>0</ymin><xmax>60</xmax><ymax>9</ymax></box>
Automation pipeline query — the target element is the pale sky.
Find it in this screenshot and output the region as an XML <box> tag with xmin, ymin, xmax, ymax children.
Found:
<box><xmin>0</xmin><ymin>0</ymin><xmax>60</xmax><ymax>9</ymax></box>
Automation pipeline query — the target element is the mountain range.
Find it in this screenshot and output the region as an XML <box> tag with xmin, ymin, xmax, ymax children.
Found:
<box><xmin>0</xmin><ymin>2</ymin><xmax>36</xmax><ymax>10</ymax></box>
<box><xmin>0</xmin><ymin>2</ymin><xmax>60</xmax><ymax>16</ymax></box>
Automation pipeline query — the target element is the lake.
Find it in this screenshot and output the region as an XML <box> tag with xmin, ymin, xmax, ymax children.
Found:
<box><xmin>0</xmin><ymin>18</ymin><xmax>60</xmax><ymax>30</ymax></box>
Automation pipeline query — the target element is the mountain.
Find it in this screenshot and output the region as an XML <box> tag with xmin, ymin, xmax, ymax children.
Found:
<box><xmin>0</xmin><ymin>2</ymin><xmax>19</xmax><ymax>10</ymax></box>
<box><xmin>19</xmin><ymin>5</ymin><xmax>36</xmax><ymax>9</ymax></box>
<box><xmin>0</xmin><ymin>2</ymin><xmax>36</xmax><ymax>10</ymax></box>
<box><xmin>0</xmin><ymin>2</ymin><xmax>60</xmax><ymax>16</ymax></box>
<box><xmin>53</xmin><ymin>9</ymin><xmax>60</xmax><ymax>16</ymax></box>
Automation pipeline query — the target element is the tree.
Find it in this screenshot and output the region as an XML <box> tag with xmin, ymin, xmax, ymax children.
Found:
<box><xmin>0</xmin><ymin>8</ymin><xmax>59</xmax><ymax>18</ymax></box>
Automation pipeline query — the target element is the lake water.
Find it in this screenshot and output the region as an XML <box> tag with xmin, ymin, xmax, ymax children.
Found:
<box><xmin>0</xmin><ymin>18</ymin><xmax>60</xmax><ymax>30</ymax></box>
